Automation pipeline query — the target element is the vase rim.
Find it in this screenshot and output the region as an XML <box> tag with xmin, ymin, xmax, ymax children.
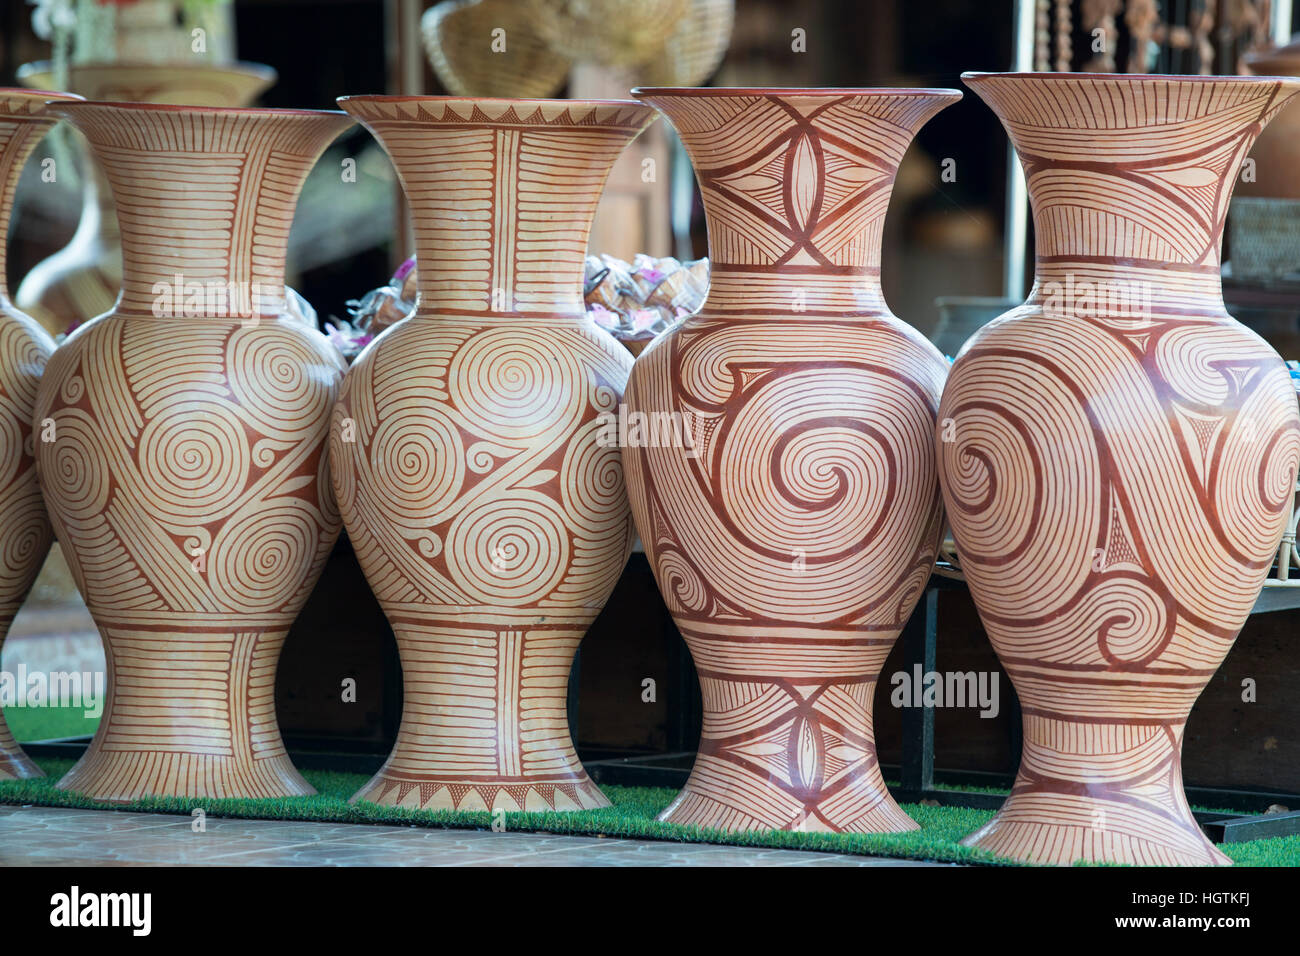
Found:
<box><xmin>48</xmin><ymin>101</ymin><xmax>350</xmax><ymax>121</ymax></box>
<box><xmin>17</xmin><ymin>59</ymin><xmax>278</xmax><ymax>82</ymax></box>
<box><xmin>0</xmin><ymin>88</ymin><xmax>84</xmax><ymax>104</ymax></box>
<box><xmin>338</xmin><ymin>94</ymin><xmax>643</xmax><ymax>108</ymax></box>
<box><xmin>631</xmin><ymin>86</ymin><xmax>962</xmax><ymax>98</ymax></box>
<box><xmin>962</xmin><ymin>70</ymin><xmax>1300</xmax><ymax>89</ymax></box>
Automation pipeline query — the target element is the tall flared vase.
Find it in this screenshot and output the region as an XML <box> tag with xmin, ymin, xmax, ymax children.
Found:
<box><xmin>939</xmin><ymin>72</ymin><xmax>1300</xmax><ymax>866</ymax></box>
<box><xmin>0</xmin><ymin>89</ymin><xmax>83</xmax><ymax>779</ymax></box>
<box><xmin>624</xmin><ymin>88</ymin><xmax>958</xmax><ymax>833</ymax></box>
<box><xmin>14</xmin><ymin>62</ymin><xmax>276</xmax><ymax>336</ymax></box>
<box><xmin>333</xmin><ymin>96</ymin><xmax>654</xmax><ymax>813</ymax></box>
<box><xmin>34</xmin><ymin>102</ymin><xmax>352</xmax><ymax>801</ymax></box>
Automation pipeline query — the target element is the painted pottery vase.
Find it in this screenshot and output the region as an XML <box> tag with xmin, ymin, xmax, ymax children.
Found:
<box><xmin>14</xmin><ymin>62</ymin><xmax>276</xmax><ymax>336</ymax></box>
<box><xmin>332</xmin><ymin>96</ymin><xmax>654</xmax><ymax>813</ymax></box>
<box><xmin>33</xmin><ymin>102</ymin><xmax>352</xmax><ymax>801</ymax></box>
<box><xmin>940</xmin><ymin>72</ymin><xmax>1300</xmax><ymax>866</ymax></box>
<box><xmin>623</xmin><ymin>88</ymin><xmax>958</xmax><ymax>833</ymax></box>
<box><xmin>0</xmin><ymin>89</ymin><xmax>84</xmax><ymax>779</ymax></box>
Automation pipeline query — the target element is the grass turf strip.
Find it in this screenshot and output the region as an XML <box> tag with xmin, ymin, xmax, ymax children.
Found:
<box><xmin>1</xmin><ymin>757</ymin><xmax>1297</xmax><ymax>866</ymax></box>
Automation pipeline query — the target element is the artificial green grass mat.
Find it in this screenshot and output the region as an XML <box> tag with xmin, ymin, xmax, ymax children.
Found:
<box><xmin>1</xmin><ymin>757</ymin><xmax>1297</xmax><ymax>866</ymax></box>
<box><xmin>2</xmin><ymin>705</ymin><xmax>100</xmax><ymax>743</ymax></box>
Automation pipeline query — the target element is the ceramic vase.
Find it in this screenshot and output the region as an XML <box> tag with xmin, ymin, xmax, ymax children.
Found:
<box><xmin>0</xmin><ymin>89</ymin><xmax>83</xmax><ymax>779</ymax></box>
<box><xmin>332</xmin><ymin>96</ymin><xmax>654</xmax><ymax>813</ymax></box>
<box><xmin>623</xmin><ymin>88</ymin><xmax>958</xmax><ymax>833</ymax></box>
<box><xmin>939</xmin><ymin>72</ymin><xmax>1300</xmax><ymax>866</ymax></box>
<box><xmin>33</xmin><ymin>102</ymin><xmax>353</xmax><ymax>801</ymax></box>
<box><xmin>14</xmin><ymin>62</ymin><xmax>276</xmax><ymax>336</ymax></box>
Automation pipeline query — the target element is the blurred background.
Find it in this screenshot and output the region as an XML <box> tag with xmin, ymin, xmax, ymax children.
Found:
<box><xmin>3</xmin><ymin>0</ymin><xmax>1300</xmax><ymax>797</ymax></box>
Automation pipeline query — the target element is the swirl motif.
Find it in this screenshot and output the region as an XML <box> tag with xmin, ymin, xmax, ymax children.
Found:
<box><xmin>30</xmin><ymin>103</ymin><xmax>348</xmax><ymax>801</ymax></box>
<box><xmin>938</xmin><ymin>73</ymin><xmax>1300</xmax><ymax>866</ymax></box>
<box><xmin>446</xmin><ymin>492</ymin><xmax>571</xmax><ymax>605</ymax></box>
<box><xmin>0</xmin><ymin>308</ymin><xmax>56</xmax><ymax>781</ymax></box>
<box><xmin>622</xmin><ymin>89</ymin><xmax>956</xmax><ymax>834</ymax></box>
<box><xmin>0</xmin><ymin>89</ymin><xmax>69</xmax><ymax>780</ymax></box>
<box><xmin>332</xmin><ymin>96</ymin><xmax>650</xmax><ymax>814</ymax></box>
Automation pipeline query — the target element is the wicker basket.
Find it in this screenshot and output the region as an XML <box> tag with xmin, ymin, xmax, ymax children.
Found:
<box><xmin>422</xmin><ymin>0</ymin><xmax>571</xmax><ymax>98</ymax></box>
<box><xmin>636</xmin><ymin>0</ymin><xmax>734</xmax><ymax>87</ymax></box>
<box><xmin>521</xmin><ymin>0</ymin><xmax>686</xmax><ymax>67</ymax></box>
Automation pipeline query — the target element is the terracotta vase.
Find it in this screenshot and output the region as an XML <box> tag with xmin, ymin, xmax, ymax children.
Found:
<box><xmin>1242</xmin><ymin>38</ymin><xmax>1300</xmax><ymax>199</ymax></box>
<box><xmin>332</xmin><ymin>96</ymin><xmax>654</xmax><ymax>813</ymax></box>
<box><xmin>623</xmin><ymin>88</ymin><xmax>958</xmax><ymax>833</ymax></box>
<box><xmin>939</xmin><ymin>72</ymin><xmax>1300</xmax><ymax>866</ymax></box>
<box><xmin>14</xmin><ymin>62</ymin><xmax>276</xmax><ymax>336</ymax></box>
<box><xmin>33</xmin><ymin>102</ymin><xmax>352</xmax><ymax>801</ymax></box>
<box><xmin>0</xmin><ymin>89</ymin><xmax>83</xmax><ymax>779</ymax></box>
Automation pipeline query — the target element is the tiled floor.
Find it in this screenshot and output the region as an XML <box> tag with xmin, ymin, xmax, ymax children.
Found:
<box><xmin>0</xmin><ymin>806</ymin><xmax>948</xmax><ymax>866</ymax></box>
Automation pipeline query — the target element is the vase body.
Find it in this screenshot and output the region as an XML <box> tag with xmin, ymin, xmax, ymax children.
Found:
<box><xmin>333</xmin><ymin>96</ymin><xmax>654</xmax><ymax>812</ymax></box>
<box><xmin>0</xmin><ymin>89</ymin><xmax>83</xmax><ymax>779</ymax></box>
<box><xmin>940</xmin><ymin>73</ymin><xmax>1300</xmax><ymax>866</ymax></box>
<box><xmin>33</xmin><ymin>102</ymin><xmax>352</xmax><ymax>801</ymax></box>
<box><xmin>14</xmin><ymin>62</ymin><xmax>276</xmax><ymax>336</ymax></box>
<box><xmin>624</xmin><ymin>88</ymin><xmax>957</xmax><ymax>833</ymax></box>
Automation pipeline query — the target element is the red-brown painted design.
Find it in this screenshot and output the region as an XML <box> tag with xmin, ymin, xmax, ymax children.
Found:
<box><xmin>940</xmin><ymin>72</ymin><xmax>1300</xmax><ymax>865</ymax></box>
<box><xmin>0</xmin><ymin>89</ymin><xmax>83</xmax><ymax>779</ymax></box>
<box><xmin>623</xmin><ymin>88</ymin><xmax>958</xmax><ymax>832</ymax></box>
<box><xmin>332</xmin><ymin>96</ymin><xmax>654</xmax><ymax>813</ymax></box>
<box><xmin>33</xmin><ymin>103</ymin><xmax>352</xmax><ymax>801</ymax></box>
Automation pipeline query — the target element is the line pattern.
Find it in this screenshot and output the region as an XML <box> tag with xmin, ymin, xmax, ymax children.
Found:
<box><xmin>333</xmin><ymin>96</ymin><xmax>654</xmax><ymax>813</ymax></box>
<box><xmin>33</xmin><ymin>103</ymin><xmax>351</xmax><ymax>801</ymax></box>
<box><xmin>624</xmin><ymin>89</ymin><xmax>957</xmax><ymax>833</ymax></box>
<box><xmin>0</xmin><ymin>89</ymin><xmax>82</xmax><ymax>779</ymax></box>
<box><xmin>940</xmin><ymin>73</ymin><xmax>1300</xmax><ymax>866</ymax></box>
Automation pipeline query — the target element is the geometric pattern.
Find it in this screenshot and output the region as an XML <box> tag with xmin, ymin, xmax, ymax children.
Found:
<box><xmin>0</xmin><ymin>89</ymin><xmax>81</xmax><ymax>779</ymax></box>
<box><xmin>624</xmin><ymin>88</ymin><xmax>958</xmax><ymax>832</ymax></box>
<box><xmin>940</xmin><ymin>73</ymin><xmax>1300</xmax><ymax>865</ymax></box>
<box><xmin>333</xmin><ymin>97</ymin><xmax>655</xmax><ymax>813</ymax></box>
<box><xmin>32</xmin><ymin>102</ymin><xmax>352</xmax><ymax>801</ymax></box>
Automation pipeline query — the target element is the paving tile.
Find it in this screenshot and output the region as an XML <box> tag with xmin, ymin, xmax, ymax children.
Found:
<box><xmin>0</xmin><ymin>805</ymin><xmax>950</xmax><ymax>867</ymax></box>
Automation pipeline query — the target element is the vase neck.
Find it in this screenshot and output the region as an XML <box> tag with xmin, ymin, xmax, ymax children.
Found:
<box><xmin>1026</xmin><ymin>258</ymin><xmax>1227</xmax><ymax>320</ymax></box>
<box><xmin>340</xmin><ymin>97</ymin><xmax>655</xmax><ymax>319</ymax></box>
<box><xmin>967</xmin><ymin>73</ymin><xmax>1300</xmax><ymax>276</ymax></box>
<box><xmin>0</xmin><ymin>93</ymin><xmax>76</xmax><ymax>304</ymax></box>
<box><xmin>50</xmin><ymin>103</ymin><xmax>351</xmax><ymax>320</ymax></box>
<box><xmin>636</xmin><ymin>89</ymin><xmax>959</xmax><ymax>316</ymax></box>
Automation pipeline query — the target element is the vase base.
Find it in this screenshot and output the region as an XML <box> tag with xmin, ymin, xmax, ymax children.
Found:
<box><xmin>658</xmin><ymin>755</ymin><xmax>918</xmax><ymax>834</ymax></box>
<box><xmin>55</xmin><ymin>748</ymin><xmax>315</xmax><ymax>802</ymax></box>
<box><xmin>0</xmin><ymin>747</ymin><xmax>45</xmax><ymax>781</ymax></box>
<box><xmin>961</xmin><ymin>793</ymin><xmax>1230</xmax><ymax>866</ymax></box>
<box><xmin>350</xmin><ymin>771</ymin><xmax>611</xmax><ymax>813</ymax></box>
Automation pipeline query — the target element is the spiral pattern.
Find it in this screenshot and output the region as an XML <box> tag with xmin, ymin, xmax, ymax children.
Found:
<box><xmin>227</xmin><ymin>327</ymin><xmax>340</xmax><ymax>440</ymax></box>
<box><xmin>445</xmin><ymin>492</ymin><xmax>571</xmax><ymax>605</ymax></box>
<box><xmin>137</xmin><ymin>406</ymin><xmax>249</xmax><ymax>515</ymax></box>
<box><xmin>448</xmin><ymin>330</ymin><xmax>584</xmax><ymax>440</ymax></box>
<box><xmin>209</xmin><ymin>498</ymin><xmax>322</xmax><ymax>613</ymax></box>
<box><xmin>367</xmin><ymin>406</ymin><xmax>465</xmax><ymax>523</ymax></box>
<box><xmin>35</xmin><ymin>317</ymin><xmax>340</xmax><ymax>617</ymax></box>
<box><xmin>41</xmin><ymin>408</ymin><xmax>112</xmax><ymax>523</ymax></box>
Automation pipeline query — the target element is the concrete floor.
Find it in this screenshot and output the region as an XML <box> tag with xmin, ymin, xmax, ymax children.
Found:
<box><xmin>0</xmin><ymin>805</ymin><xmax>949</xmax><ymax>867</ymax></box>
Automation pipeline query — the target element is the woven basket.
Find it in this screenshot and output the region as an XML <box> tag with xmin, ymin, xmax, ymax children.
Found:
<box><xmin>522</xmin><ymin>0</ymin><xmax>686</xmax><ymax>67</ymax></box>
<box><xmin>636</xmin><ymin>0</ymin><xmax>734</xmax><ymax>87</ymax></box>
<box><xmin>422</xmin><ymin>0</ymin><xmax>571</xmax><ymax>98</ymax></box>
